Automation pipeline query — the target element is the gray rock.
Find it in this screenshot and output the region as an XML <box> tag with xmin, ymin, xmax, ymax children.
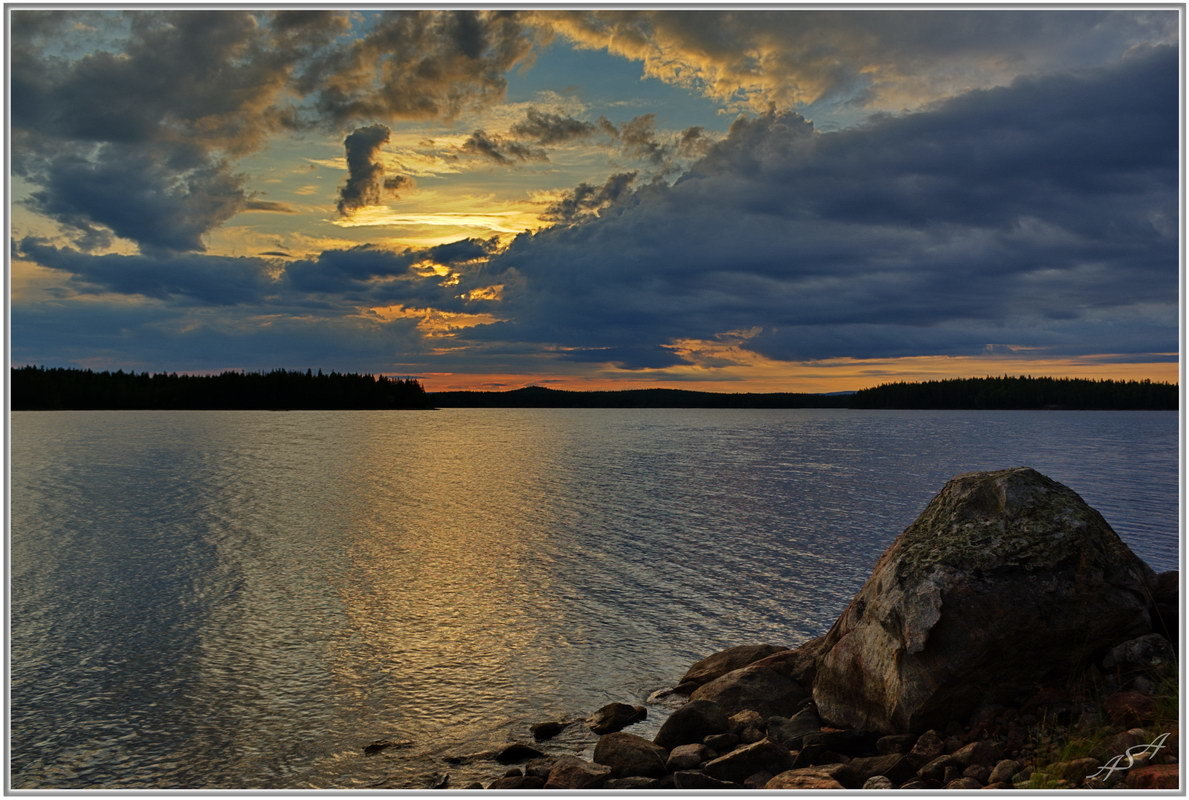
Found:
<box><xmin>863</xmin><ymin>775</ymin><xmax>894</xmax><ymax>789</ymax></box>
<box><xmin>587</xmin><ymin>702</ymin><xmax>646</xmax><ymax>734</ymax></box>
<box><xmin>767</xmin><ymin>707</ymin><xmax>821</xmax><ymax>748</ymax></box>
<box><xmin>592</xmin><ymin>732</ymin><xmax>667</xmax><ymax>778</ymax></box>
<box><xmin>680</xmin><ymin>644</ymin><xmax>787</xmax><ymax>689</ymax></box>
<box><xmin>653</xmin><ymin>699</ymin><xmax>729</xmax><ymax>749</ymax></box>
<box><xmin>543</xmin><ymin>756</ymin><xmax>611</xmax><ymax>789</ymax></box>
<box><xmin>702</xmin><ymin>737</ymin><xmax>793</xmax><ymax>783</ymax></box>
<box><xmin>946</xmin><ymin>776</ymin><xmax>983</xmax><ymax>789</ymax></box>
<box><xmin>690</xmin><ymin>655</ymin><xmax>809</xmax><ymax>718</ymax></box>
<box><xmin>1103</xmin><ymin>633</ymin><xmax>1177</xmax><ymax>673</ymax></box>
<box><xmin>813</xmin><ymin>468</ymin><xmax>1157</xmax><ymax>733</ymax></box>
<box><xmin>665</xmin><ymin>743</ymin><xmax>712</xmax><ymax>772</ymax></box>
<box><xmin>988</xmin><ymin>759</ymin><xmax>1021</xmax><ymax>785</ymax></box>
<box><xmin>951</xmin><ymin>740</ymin><xmax>1001</xmax><ymax>768</ymax></box>
<box><xmin>603</xmin><ymin>776</ymin><xmax>657</xmax><ymax>789</ymax></box>
<box><xmin>672</xmin><ymin>770</ymin><xmax>740</xmax><ymax>790</ymax></box>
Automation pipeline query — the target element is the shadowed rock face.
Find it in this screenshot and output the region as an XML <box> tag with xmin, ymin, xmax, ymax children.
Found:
<box><xmin>812</xmin><ymin>467</ymin><xmax>1156</xmax><ymax>733</ymax></box>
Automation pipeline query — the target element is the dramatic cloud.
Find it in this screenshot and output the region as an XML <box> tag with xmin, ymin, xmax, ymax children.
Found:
<box><xmin>460</xmin><ymin>130</ymin><xmax>548</xmax><ymax>165</ymax></box>
<box><xmin>541</xmin><ymin>172</ymin><xmax>638</xmax><ymax>225</ymax></box>
<box><xmin>336</xmin><ymin>125</ymin><xmax>410</xmax><ymax>216</ymax></box>
<box><xmin>534</xmin><ymin>10</ymin><xmax>1177</xmax><ymax>116</ymax></box>
<box><xmin>479</xmin><ymin>46</ymin><xmax>1179</xmax><ymax>368</ymax></box>
<box><xmin>510</xmin><ymin>108</ymin><xmax>598</xmax><ymax>144</ymax></box>
<box><xmin>10</xmin><ymin>10</ymin><xmax>538</xmax><ymax>252</ymax></box>
<box><xmin>18</xmin><ymin>237</ymin><xmax>275</xmax><ymax>306</ymax></box>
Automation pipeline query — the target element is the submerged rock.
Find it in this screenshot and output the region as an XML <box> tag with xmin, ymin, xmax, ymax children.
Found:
<box><xmin>529</xmin><ymin>719</ymin><xmax>569</xmax><ymax>741</ymax></box>
<box><xmin>812</xmin><ymin>467</ymin><xmax>1156</xmax><ymax>733</ymax></box>
<box><xmin>587</xmin><ymin>702</ymin><xmax>647</xmax><ymax>734</ymax></box>
<box><xmin>494</xmin><ymin>742</ymin><xmax>546</xmax><ymax>764</ymax></box>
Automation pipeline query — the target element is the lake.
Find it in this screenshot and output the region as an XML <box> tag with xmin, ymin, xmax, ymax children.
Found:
<box><xmin>9</xmin><ymin>409</ymin><xmax>1178</xmax><ymax>788</ymax></box>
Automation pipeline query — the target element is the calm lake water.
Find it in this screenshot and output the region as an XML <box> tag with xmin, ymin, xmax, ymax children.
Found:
<box><xmin>9</xmin><ymin>409</ymin><xmax>1178</xmax><ymax>789</ymax></box>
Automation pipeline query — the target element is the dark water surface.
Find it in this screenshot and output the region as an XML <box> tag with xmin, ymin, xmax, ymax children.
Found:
<box><xmin>10</xmin><ymin>409</ymin><xmax>1178</xmax><ymax>788</ymax></box>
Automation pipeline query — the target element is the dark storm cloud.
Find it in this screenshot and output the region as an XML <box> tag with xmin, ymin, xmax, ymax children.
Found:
<box><xmin>541</xmin><ymin>172</ymin><xmax>638</xmax><ymax>225</ymax></box>
<box><xmin>11</xmin><ymin>300</ymin><xmax>428</xmax><ymax>374</ymax></box>
<box><xmin>16</xmin><ymin>238</ymin><xmax>490</xmax><ymax>314</ymax></box>
<box><xmin>479</xmin><ymin>46</ymin><xmax>1178</xmax><ymax>367</ymax></box>
<box><xmin>18</xmin><ymin>237</ymin><xmax>274</xmax><ymax>305</ymax></box>
<box><xmin>510</xmin><ymin>108</ymin><xmax>598</xmax><ymax>144</ymax></box>
<box><xmin>460</xmin><ymin>130</ymin><xmax>548</xmax><ymax>165</ymax></box>
<box><xmin>424</xmin><ymin>237</ymin><xmax>499</xmax><ymax>265</ymax></box>
<box><xmin>10</xmin><ymin>10</ymin><xmax>538</xmax><ymax>251</ymax></box>
<box><xmin>336</xmin><ymin>125</ymin><xmax>410</xmax><ymax>216</ymax></box>
<box><xmin>283</xmin><ymin>244</ymin><xmax>415</xmax><ymax>293</ymax></box>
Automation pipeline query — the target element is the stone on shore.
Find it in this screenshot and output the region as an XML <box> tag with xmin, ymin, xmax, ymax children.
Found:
<box><xmin>665</xmin><ymin>743</ymin><xmax>712</xmax><ymax>772</ymax></box>
<box><xmin>702</xmin><ymin>738</ymin><xmax>793</xmax><ymax>782</ymax></box>
<box><xmin>690</xmin><ymin>654</ymin><xmax>809</xmax><ymax>718</ymax></box>
<box><xmin>543</xmin><ymin>756</ymin><xmax>611</xmax><ymax>789</ymax></box>
<box><xmin>766</xmin><ymin>707</ymin><xmax>821</xmax><ymax>748</ymax></box>
<box><xmin>487</xmin><ymin>774</ymin><xmax>545</xmax><ymax>789</ymax></box>
<box><xmin>765</xmin><ymin>767</ymin><xmax>847</xmax><ymax>789</ymax></box>
<box><xmin>812</xmin><ymin>467</ymin><xmax>1156</xmax><ymax>733</ymax></box>
<box><xmin>652</xmin><ymin>699</ymin><xmax>729</xmax><ymax>749</ymax></box>
<box><xmin>587</xmin><ymin>702</ymin><xmax>646</xmax><ymax>734</ymax></box>
<box><xmin>671</xmin><ymin>770</ymin><xmax>740</xmax><ymax>790</ymax></box>
<box><xmin>593</xmin><ymin>732</ymin><xmax>668</xmax><ymax>778</ymax></box>
<box><xmin>679</xmin><ymin>644</ymin><xmax>787</xmax><ymax>689</ymax></box>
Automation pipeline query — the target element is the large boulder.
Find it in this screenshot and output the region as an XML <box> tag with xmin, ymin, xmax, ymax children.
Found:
<box><xmin>813</xmin><ymin>467</ymin><xmax>1156</xmax><ymax>733</ymax></box>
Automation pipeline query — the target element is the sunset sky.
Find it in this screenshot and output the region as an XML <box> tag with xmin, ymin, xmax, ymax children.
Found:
<box><xmin>9</xmin><ymin>8</ymin><xmax>1181</xmax><ymax>392</ymax></box>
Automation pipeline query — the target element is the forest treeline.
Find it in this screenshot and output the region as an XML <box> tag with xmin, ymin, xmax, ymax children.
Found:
<box><xmin>10</xmin><ymin>368</ymin><xmax>1176</xmax><ymax>410</ymax></box>
<box><xmin>848</xmin><ymin>375</ymin><xmax>1177</xmax><ymax>410</ymax></box>
<box><xmin>11</xmin><ymin>366</ymin><xmax>432</xmax><ymax>410</ymax></box>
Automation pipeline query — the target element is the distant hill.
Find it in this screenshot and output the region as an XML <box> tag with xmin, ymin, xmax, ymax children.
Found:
<box><xmin>433</xmin><ymin>377</ymin><xmax>1176</xmax><ymax>410</ymax></box>
<box><xmin>430</xmin><ymin>385</ymin><xmax>849</xmax><ymax>408</ymax></box>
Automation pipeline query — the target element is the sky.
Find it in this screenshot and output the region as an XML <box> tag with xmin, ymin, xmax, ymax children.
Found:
<box><xmin>8</xmin><ymin>8</ymin><xmax>1181</xmax><ymax>392</ymax></box>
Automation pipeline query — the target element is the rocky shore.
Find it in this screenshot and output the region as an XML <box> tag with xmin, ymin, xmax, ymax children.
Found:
<box><xmin>459</xmin><ymin>468</ymin><xmax>1181</xmax><ymax>790</ymax></box>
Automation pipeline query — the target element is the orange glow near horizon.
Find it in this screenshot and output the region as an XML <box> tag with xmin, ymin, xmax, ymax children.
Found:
<box><xmin>408</xmin><ymin>354</ymin><xmax>1179</xmax><ymax>394</ymax></box>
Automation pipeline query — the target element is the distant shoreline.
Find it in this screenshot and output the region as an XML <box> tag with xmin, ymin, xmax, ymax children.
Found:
<box><xmin>10</xmin><ymin>368</ymin><xmax>1177</xmax><ymax>411</ymax></box>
